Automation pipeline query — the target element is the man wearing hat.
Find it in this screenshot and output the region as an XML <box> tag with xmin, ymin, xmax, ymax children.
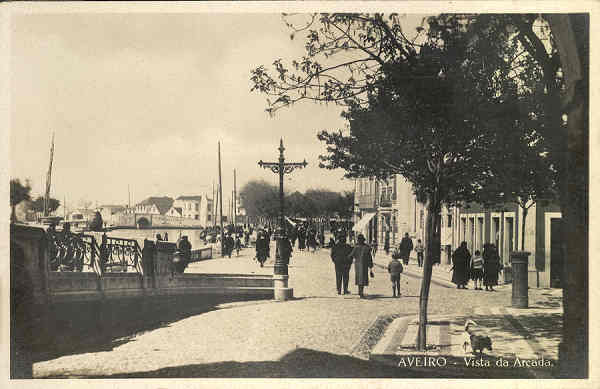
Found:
<box><xmin>331</xmin><ymin>235</ymin><xmax>353</xmax><ymax>295</ymax></box>
<box><xmin>348</xmin><ymin>234</ymin><xmax>374</xmax><ymax>298</ymax></box>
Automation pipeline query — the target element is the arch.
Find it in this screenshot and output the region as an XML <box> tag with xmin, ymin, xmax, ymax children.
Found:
<box><xmin>137</xmin><ymin>217</ymin><xmax>151</xmax><ymax>229</ymax></box>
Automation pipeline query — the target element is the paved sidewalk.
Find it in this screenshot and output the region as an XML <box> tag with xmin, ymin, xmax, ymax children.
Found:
<box><xmin>370</xmin><ymin>288</ymin><xmax>562</xmax><ymax>378</ymax></box>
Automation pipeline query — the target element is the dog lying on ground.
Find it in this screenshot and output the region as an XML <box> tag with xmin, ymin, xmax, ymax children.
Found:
<box><xmin>462</xmin><ymin>320</ymin><xmax>493</xmax><ymax>355</ymax></box>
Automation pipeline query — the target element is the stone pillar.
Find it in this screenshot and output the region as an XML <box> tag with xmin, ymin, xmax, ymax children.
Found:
<box><xmin>511</xmin><ymin>251</ymin><xmax>530</xmax><ymax>308</ymax></box>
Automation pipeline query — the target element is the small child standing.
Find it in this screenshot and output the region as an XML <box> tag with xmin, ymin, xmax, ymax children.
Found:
<box><xmin>415</xmin><ymin>239</ymin><xmax>425</xmax><ymax>267</ymax></box>
<box><xmin>471</xmin><ymin>250</ymin><xmax>484</xmax><ymax>290</ymax></box>
<box><xmin>387</xmin><ymin>257</ymin><xmax>404</xmax><ymax>297</ymax></box>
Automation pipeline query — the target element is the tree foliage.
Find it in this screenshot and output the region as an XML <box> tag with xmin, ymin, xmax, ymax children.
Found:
<box><xmin>10</xmin><ymin>179</ymin><xmax>31</xmax><ymax>207</ymax></box>
<box><xmin>10</xmin><ymin>179</ymin><xmax>32</xmax><ymax>222</ymax></box>
<box><xmin>30</xmin><ymin>196</ymin><xmax>61</xmax><ymax>214</ymax></box>
<box><xmin>239</xmin><ymin>180</ymin><xmax>280</xmax><ymax>218</ymax></box>
<box><xmin>250</xmin><ymin>12</ymin><xmax>578</xmax><ymax>352</ymax></box>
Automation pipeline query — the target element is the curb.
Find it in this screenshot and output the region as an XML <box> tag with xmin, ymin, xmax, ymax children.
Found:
<box><xmin>372</xmin><ymin>261</ymin><xmax>455</xmax><ymax>289</ymax></box>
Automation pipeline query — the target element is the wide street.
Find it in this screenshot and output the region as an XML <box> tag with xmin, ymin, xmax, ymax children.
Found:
<box><xmin>33</xmin><ymin>243</ymin><xmax>556</xmax><ymax>378</ymax></box>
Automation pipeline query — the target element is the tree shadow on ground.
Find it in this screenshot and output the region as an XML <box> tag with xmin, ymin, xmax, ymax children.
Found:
<box><xmin>32</xmin><ymin>294</ymin><xmax>270</xmax><ymax>363</ymax></box>
<box><xmin>44</xmin><ymin>348</ymin><xmax>450</xmax><ymax>378</ymax></box>
<box><xmin>39</xmin><ymin>347</ymin><xmax>548</xmax><ymax>378</ymax></box>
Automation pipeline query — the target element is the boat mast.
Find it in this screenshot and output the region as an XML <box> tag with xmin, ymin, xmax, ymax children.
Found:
<box><xmin>44</xmin><ymin>132</ymin><xmax>55</xmax><ymax>217</ymax></box>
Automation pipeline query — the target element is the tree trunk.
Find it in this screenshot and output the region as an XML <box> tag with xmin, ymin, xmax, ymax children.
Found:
<box><xmin>546</xmin><ymin>14</ymin><xmax>588</xmax><ymax>378</ymax></box>
<box><xmin>417</xmin><ymin>200</ymin><xmax>441</xmax><ymax>350</ymax></box>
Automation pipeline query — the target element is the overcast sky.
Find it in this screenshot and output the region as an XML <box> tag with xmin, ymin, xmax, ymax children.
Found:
<box><xmin>10</xmin><ymin>12</ymin><xmax>425</xmax><ymax>208</ymax></box>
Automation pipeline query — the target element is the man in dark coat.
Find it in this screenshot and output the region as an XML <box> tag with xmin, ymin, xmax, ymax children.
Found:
<box><xmin>452</xmin><ymin>241</ymin><xmax>471</xmax><ymax>289</ymax></box>
<box><xmin>175</xmin><ymin>236</ymin><xmax>192</xmax><ymax>273</ymax></box>
<box><xmin>255</xmin><ymin>230</ymin><xmax>269</xmax><ymax>267</ymax></box>
<box><xmin>224</xmin><ymin>234</ymin><xmax>235</xmax><ymax>258</ymax></box>
<box><xmin>349</xmin><ymin>234</ymin><xmax>374</xmax><ymax>298</ymax></box>
<box><xmin>399</xmin><ymin>233</ymin><xmax>414</xmax><ymax>265</ymax></box>
<box><xmin>331</xmin><ymin>235</ymin><xmax>353</xmax><ymax>295</ymax></box>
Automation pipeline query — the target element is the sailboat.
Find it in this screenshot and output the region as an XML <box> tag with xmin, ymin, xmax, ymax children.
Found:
<box><xmin>40</xmin><ymin>133</ymin><xmax>61</xmax><ymax>226</ymax></box>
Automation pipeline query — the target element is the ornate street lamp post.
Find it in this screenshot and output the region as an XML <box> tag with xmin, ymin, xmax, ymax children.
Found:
<box><xmin>258</xmin><ymin>139</ymin><xmax>307</xmax><ymax>301</ymax></box>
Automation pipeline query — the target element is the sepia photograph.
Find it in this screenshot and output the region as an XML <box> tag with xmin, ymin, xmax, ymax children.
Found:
<box><xmin>4</xmin><ymin>2</ymin><xmax>594</xmax><ymax>385</ymax></box>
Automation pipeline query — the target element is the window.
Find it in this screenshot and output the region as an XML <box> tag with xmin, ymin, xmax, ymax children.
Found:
<box><xmin>447</xmin><ymin>214</ymin><xmax>452</xmax><ymax>228</ymax></box>
<box><xmin>208</xmin><ymin>214</ymin><xmax>212</xmax><ymax>221</ymax></box>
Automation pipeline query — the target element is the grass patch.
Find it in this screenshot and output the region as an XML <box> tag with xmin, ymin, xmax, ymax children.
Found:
<box><xmin>350</xmin><ymin>313</ymin><xmax>403</xmax><ymax>359</ymax></box>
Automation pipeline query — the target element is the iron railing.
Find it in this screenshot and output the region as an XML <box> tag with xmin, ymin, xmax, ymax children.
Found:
<box><xmin>99</xmin><ymin>235</ymin><xmax>143</xmax><ymax>274</ymax></box>
<box><xmin>47</xmin><ymin>230</ymin><xmax>101</xmax><ymax>273</ymax></box>
<box><xmin>47</xmin><ymin>230</ymin><xmax>143</xmax><ymax>275</ymax></box>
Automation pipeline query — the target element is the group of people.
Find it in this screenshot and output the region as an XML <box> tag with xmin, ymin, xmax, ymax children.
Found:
<box><xmin>451</xmin><ymin>242</ymin><xmax>503</xmax><ymax>291</ymax></box>
<box><xmin>330</xmin><ymin>233</ymin><xmax>375</xmax><ymax>298</ymax></box>
<box><xmin>294</xmin><ymin>224</ymin><xmax>325</xmax><ymax>252</ymax></box>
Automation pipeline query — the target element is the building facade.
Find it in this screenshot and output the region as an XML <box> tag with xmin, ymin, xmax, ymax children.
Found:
<box><xmin>353</xmin><ymin>174</ymin><xmax>562</xmax><ymax>288</ymax></box>
<box><xmin>455</xmin><ymin>201</ymin><xmax>562</xmax><ymax>288</ymax></box>
<box><xmin>134</xmin><ymin>197</ymin><xmax>174</xmax><ymax>215</ymax></box>
<box><xmin>173</xmin><ymin>195</ymin><xmax>213</xmax><ymax>227</ymax></box>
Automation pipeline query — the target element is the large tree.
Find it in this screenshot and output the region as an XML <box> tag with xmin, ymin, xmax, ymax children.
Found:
<box><xmin>251</xmin><ymin>13</ymin><xmax>588</xmax><ymax>362</ymax></box>
<box><xmin>239</xmin><ymin>180</ymin><xmax>280</xmax><ymax>219</ymax></box>
<box><xmin>433</xmin><ymin>13</ymin><xmax>588</xmax><ymax>377</ymax></box>
<box><xmin>10</xmin><ymin>179</ymin><xmax>31</xmax><ymax>223</ymax></box>
<box><xmin>253</xmin><ymin>14</ymin><xmax>508</xmax><ymax>349</ymax></box>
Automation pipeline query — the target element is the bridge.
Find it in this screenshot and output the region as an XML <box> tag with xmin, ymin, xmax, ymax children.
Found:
<box><xmin>112</xmin><ymin>212</ymin><xmax>205</xmax><ymax>229</ymax></box>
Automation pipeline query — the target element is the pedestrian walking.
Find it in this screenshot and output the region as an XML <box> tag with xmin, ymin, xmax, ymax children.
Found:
<box><xmin>387</xmin><ymin>256</ymin><xmax>404</xmax><ymax>297</ymax></box>
<box><xmin>255</xmin><ymin>230</ymin><xmax>269</xmax><ymax>267</ymax></box>
<box><xmin>156</xmin><ymin>233</ymin><xmax>163</xmax><ymax>241</ymax></box>
<box><xmin>164</xmin><ymin>231</ymin><xmax>169</xmax><ymax>241</ymax></box>
<box><xmin>348</xmin><ymin>234</ymin><xmax>374</xmax><ymax>298</ymax></box>
<box><xmin>235</xmin><ymin>235</ymin><xmax>242</xmax><ymax>256</ymax></box>
<box><xmin>331</xmin><ymin>236</ymin><xmax>353</xmax><ymax>295</ymax></box>
<box><xmin>307</xmin><ymin>229</ymin><xmax>318</xmax><ymax>252</ymax></box>
<box><xmin>470</xmin><ymin>250</ymin><xmax>484</xmax><ymax>290</ymax></box>
<box><xmin>415</xmin><ymin>239</ymin><xmax>425</xmax><ymax>267</ymax></box>
<box><xmin>224</xmin><ymin>233</ymin><xmax>235</xmax><ymax>258</ymax></box>
<box><xmin>451</xmin><ymin>241</ymin><xmax>471</xmax><ymax>289</ymax></box>
<box><xmin>483</xmin><ymin>243</ymin><xmax>502</xmax><ymax>291</ymax></box>
<box><xmin>399</xmin><ymin>233</ymin><xmax>414</xmax><ymax>265</ymax></box>
<box><xmin>384</xmin><ymin>231</ymin><xmax>390</xmax><ymax>255</ymax></box>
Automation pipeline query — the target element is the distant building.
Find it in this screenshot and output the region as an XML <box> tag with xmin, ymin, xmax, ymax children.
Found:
<box><xmin>165</xmin><ymin>206</ymin><xmax>183</xmax><ymax>217</ymax></box>
<box><xmin>134</xmin><ymin>196</ymin><xmax>174</xmax><ymax>215</ymax></box>
<box><xmin>173</xmin><ymin>195</ymin><xmax>213</xmax><ymax>226</ymax></box>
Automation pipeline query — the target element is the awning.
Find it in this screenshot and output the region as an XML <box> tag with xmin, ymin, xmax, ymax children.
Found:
<box><xmin>352</xmin><ymin>212</ymin><xmax>376</xmax><ymax>232</ymax></box>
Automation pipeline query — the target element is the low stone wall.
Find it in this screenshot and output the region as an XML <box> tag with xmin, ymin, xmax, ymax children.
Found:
<box><xmin>10</xmin><ymin>224</ymin><xmax>275</xmax><ymax>367</ymax></box>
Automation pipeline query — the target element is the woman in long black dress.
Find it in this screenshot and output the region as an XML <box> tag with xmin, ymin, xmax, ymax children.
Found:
<box><xmin>483</xmin><ymin>243</ymin><xmax>502</xmax><ymax>291</ymax></box>
<box><xmin>451</xmin><ymin>241</ymin><xmax>471</xmax><ymax>289</ymax></box>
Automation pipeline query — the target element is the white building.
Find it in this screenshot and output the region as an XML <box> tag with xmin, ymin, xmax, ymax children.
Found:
<box><xmin>173</xmin><ymin>195</ymin><xmax>213</xmax><ymax>226</ymax></box>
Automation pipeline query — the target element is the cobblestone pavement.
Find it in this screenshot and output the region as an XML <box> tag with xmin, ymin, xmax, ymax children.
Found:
<box><xmin>33</xmin><ymin>243</ymin><xmax>560</xmax><ymax>378</ymax></box>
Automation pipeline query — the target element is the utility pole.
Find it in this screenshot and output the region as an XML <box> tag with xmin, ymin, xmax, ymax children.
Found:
<box><xmin>258</xmin><ymin>139</ymin><xmax>307</xmax><ymax>301</ymax></box>
<box><xmin>212</xmin><ymin>181</ymin><xmax>216</xmax><ymax>228</ymax></box>
<box><xmin>218</xmin><ymin>142</ymin><xmax>224</xmax><ymax>256</ymax></box>
<box><xmin>233</xmin><ymin>169</ymin><xmax>237</xmax><ymax>227</ymax></box>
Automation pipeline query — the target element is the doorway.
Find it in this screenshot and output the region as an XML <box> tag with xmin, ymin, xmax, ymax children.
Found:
<box><xmin>550</xmin><ymin>218</ymin><xmax>564</xmax><ymax>288</ymax></box>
